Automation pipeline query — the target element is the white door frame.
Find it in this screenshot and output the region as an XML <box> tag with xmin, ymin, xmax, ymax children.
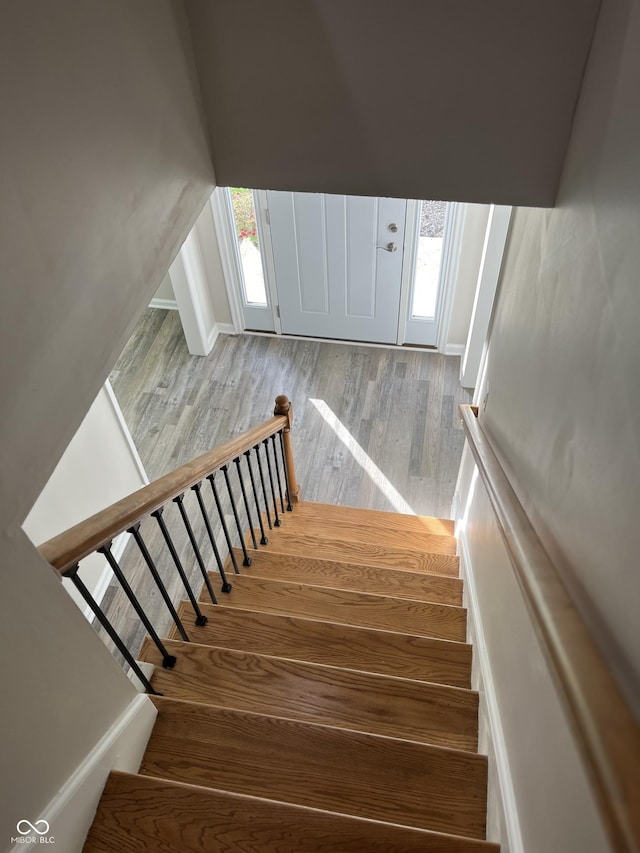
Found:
<box><xmin>435</xmin><ymin>202</ymin><xmax>466</xmax><ymax>352</ymax></box>
<box><xmin>209</xmin><ymin>187</ymin><xmax>245</xmax><ymax>335</ymax></box>
<box><xmin>253</xmin><ymin>190</ymin><xmax>282</xmax><ymax>334</ymax></box>
<box><xmin>397</xmin><ymin>201</ymin><xmax>466</xmax><ymax>349</ymax></box>
<box><xmin>211</xmin><ymin>187</ymin><xmax>280</xmax><ymax>334</ymax></box>
<box><xmin>396</xmin><ymin>198</ymin><xmax>421</xmax><ymax>346</ymax></box>
<box><xmin>460</xmin><ymin>204</ymin><xmax>513</xmax><ymax>389</ymax></box>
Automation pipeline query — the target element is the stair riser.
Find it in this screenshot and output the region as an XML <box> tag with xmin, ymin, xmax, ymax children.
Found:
<box><xmin>260</xmin><ymin>513</ymin><xmax>458</xmax><ymax>554</ymax></box>
<box><xmin>245</xmin><ymin>535</ymin><xmax>460</xmax><ymax>575</ymax></box>
<box><xmin>85</xmin><ymin>771</ymin><xmax>500</xmax><ymax>853</ymax></box>
<box><xmin>140</xmin><ymin>640</ymin><xmax>479</xmax><ymax>751</ymax></box>
<box><xmin>228</xmin><ymin>548</ymin><xmax>463</xmax><ymax>606</ymax></box>
<box><xmin>142</xmin><ymin>699</ymin><xmax>488</xmax><ymax>839</ymax></box>
<box><xmin>291</xmin><ymin>501</ymin><xmax>455</xmax><ymax>536</ymax></box>
<box><xmin>215</xmin><ymin>575</ymin><xmax>467</xmax><ymax>641</ymax></box>
<box><xmin>173</xmin><ymin>602</ymin><xmax>472</xmax><ymax>689</ymax></box>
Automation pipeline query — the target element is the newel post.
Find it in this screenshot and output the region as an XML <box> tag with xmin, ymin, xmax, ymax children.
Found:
<box><xmin>274</xmin><ymin>395</ymin><xmax>301</xmax><ymax>504</ymax></box>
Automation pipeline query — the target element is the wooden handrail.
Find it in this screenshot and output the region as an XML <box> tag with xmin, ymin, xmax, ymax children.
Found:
<box><xmin>460</xmin><ymin>404</ymin><xmax>640</xmax><ymax>853</ymax></box>
<box><xmin>40</xmin><ymin>412</ymin><xmax>289</xmax><ymax>575</ymax></box>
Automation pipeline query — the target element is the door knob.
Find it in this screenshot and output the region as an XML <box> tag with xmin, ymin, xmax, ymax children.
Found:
<box><xmin>377</xmin><ymin>242</ymin><xmax>397</xmax><ymax>252</ymax></box>
<box><xmin>388</xmin><ymin>223</ymin><xmax>398</xmax><ymax>233</ymax></box>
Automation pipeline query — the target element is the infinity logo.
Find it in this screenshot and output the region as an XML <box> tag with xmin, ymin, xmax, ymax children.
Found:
<box><xmin>16</xmin><ymin>820</ymin><xmax>50</xmax><ymax>835</ymax></box>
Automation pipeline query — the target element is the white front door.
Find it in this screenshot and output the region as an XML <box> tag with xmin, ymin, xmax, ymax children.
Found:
<box><xmin>266</xmin><ymin>192</ymin><xmax>407</xmax><ymax>344</ymax></box>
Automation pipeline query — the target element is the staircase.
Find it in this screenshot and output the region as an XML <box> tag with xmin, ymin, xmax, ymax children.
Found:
<box><xmin>83</xmin><ymin>500</ymin><xmax>498</xmax><ymax>852</ymax></box>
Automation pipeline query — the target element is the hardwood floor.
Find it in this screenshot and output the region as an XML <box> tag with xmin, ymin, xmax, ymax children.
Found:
<box><xmin>94</xmin><ymin>309</ymin><xmax>470</xmax><ymax>659</ymax></box>
<box><xmin>110</xmin><ymin>309</ymin><xmax>471</xmax><ymax>518</ymax></box>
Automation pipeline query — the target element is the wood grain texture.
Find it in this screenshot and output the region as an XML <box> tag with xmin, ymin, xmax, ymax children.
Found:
<box><xmin>205</xmin><ymin>574</ymin><xmax>467</xmax><ymax>641</ymax></box>
<box><xmin>139</xmin><ymin>639</ymin><xmax>479</xmax><ymax>751</ymax></box>
<box><xmin>142</xmin><ymin>697</ymin><xmax>488</xmax><ymax>838</ymax></box>
<box><xmin>110</xmin><ymin>310</ymin><xmax>471</xmax><ymax>518</ymax></box>
<box><xmin>245</xmin><ymin>533</ymin><xmax>461</xmax><ymax>575</ymax></box>
<box><xmin>294</xmin><ymin>500</ymin><xmax>455</xmax><ymax>535</ymax></box>
<box><xmin>91</xmin><ymin>312</ymin><xmax>466</xmax><ymax>658</ymax></box>
<box><xmin>85</xmin><ymin>771</ymin><xmax>500</xmax><ymax>852</ymax></box>
<box><xmin>269</xmin><ymin>504</ymin><xmax>457</xmax><ymax>554</ymax></box>
<box><xmin>461</xmin><ymin>404</ymin><xmax>640</xmax><ymax>853</ymax></box>
<box><xmin>39</xmin><ymin>414</ymin><xmax>287</xmax><ymax>573</ymax></box>
<box><xmin>274</xmin><ymin>395</ymin><xmax>301</xmax><ymax>502</ymax></box>
<box><xmin>170</xmin><ymin>601</ymin><xmax>472</xmax><ymax>688</ymax></box>
<box><xmin>229</xmin><ymin>547</ymin><xmax>463</xmax><ymax>606</ymax></box>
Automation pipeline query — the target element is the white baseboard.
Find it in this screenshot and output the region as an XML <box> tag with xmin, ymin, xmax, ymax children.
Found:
<box><xmin>215</xmin><ymin>322</ymin><xmax>237</xmax><ymax>336</ymax></box>
<box><xmin>444</xmin><ymin>343</ymin><xmax>465</xmax><ymax>357</ymax></box>
<box><xmin>458</xmin><ymin>530</ymin><xmax>523</xmax><ymax>853</ymax></box>
<box><xmin>149</xmin><ymin>297</ymin><xmax>178</xmax><ymax>311</ymax></box>
<box><xmin>10</xmin><ymin>694</ymin><xmax>157</xmax><ymax>853</ymax></box>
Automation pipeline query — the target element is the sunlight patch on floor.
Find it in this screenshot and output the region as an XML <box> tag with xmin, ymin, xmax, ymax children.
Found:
<box><xmin>309</xmin><ymin>398</ymin><xmax>416</xmax><ymax>515</ymax></box>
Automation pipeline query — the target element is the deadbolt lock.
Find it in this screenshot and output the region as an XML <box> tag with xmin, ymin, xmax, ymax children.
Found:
<box><xmin>388</xmin><ymin>223</ymin><xmax>398</xmax><ymax>233</ymax></box>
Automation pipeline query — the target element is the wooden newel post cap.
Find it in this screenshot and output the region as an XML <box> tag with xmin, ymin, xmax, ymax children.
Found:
<box><xmin>274</xmin><ymin>395</ymin><xmax>291</xmax><ymax>416</ymax></box>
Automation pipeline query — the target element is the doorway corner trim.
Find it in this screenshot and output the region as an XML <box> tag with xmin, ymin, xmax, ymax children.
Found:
<box><xmin>209</xmin><ymin>188</ymin><xmax>245</xmax><ymax>335</ymax></box>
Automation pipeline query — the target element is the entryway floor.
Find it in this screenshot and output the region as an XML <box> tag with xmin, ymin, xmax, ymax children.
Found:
<box><xmin>111</xmin><ymin>308</ymin><xmax>471</xmax><ymax>519</ymax></box>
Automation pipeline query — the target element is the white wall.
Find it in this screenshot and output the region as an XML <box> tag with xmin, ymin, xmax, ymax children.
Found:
<box><xmin>452</xmin><ymin>0</ymin><xmax>640</xmax><ymax>847</ymax></box>
<box><xmin>151</xmin><ymin>201</ymin><xmax>233</xmax><ymax>343</ymax></box>
<box><xmin>23</xmin><ymin>383</ymin><xmax>148</xmax><ymax>613</ymax></box>
<box><xmin>195</xmin><ymin>195</ymin><xmax>234</xmax><ymax>328</ymax></box>
<box><xmin>185</xmin><ymin>0</ymin><xmax>600</xmax><ymax>206</ymax></box>
<box><xmin>454</xmin><ymin>449</ymin><xmax>610</xmax><ymax>852</ymax></box>
<box><xmin>0</xmin><ymin>1</ymin><xmax>215</xmax><ymax>846</ymax></box>
<box><xmin>480</xmin><ymin>0</ymin><xmax>640</xmax><ymax>714</ymax></box>
<box><xmin>150</xmin><ymin>200</ymin><xmax>233</xmax><ymax>352</ymax></box>
<box><xmin>169</xmin><ymin>225</ymin><xmax>220</xmax><ymax>355</ymax></box>
<box><xmin>152</xmin><ymin>273</ymin><xmax>176</xmax><ymax>305</ymax></box>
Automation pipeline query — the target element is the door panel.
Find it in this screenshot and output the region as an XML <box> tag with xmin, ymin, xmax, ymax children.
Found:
<box><xmin>294</xmin><ymin>194</ymin><xmax>329</xmax><ymax>314</ymax></box>
<box><xmin>345</xmin><ymin>195</ymin><xmax>377</xmax><ymax>318</ymax></box>
<box><xmin>267</xmin><ymin>192</ymin><xmax>406</xmax><ymax>344</ymax></box>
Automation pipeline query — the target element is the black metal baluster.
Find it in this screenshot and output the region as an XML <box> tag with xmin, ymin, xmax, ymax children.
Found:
<box><xmin>208</xmin><ymin>473</ymin><xmax>241</xmax><ymax>575</ymax></box>
<box><xmin>222</xmin><ymin>464</ymin><xmax>252</xmax><ymax>566</ymax></box>
<box><xmin>98</xmin><ymin>542</ymin><xmax>177</xmax><ymax>668</ymax></box>
<box><xmin>191</xmin><ymin>481</ymin><xmax>233</xmax><ymax>593</ymax></box>
<box><xmin>128</xmin><ymin>523</ymin><xmax>189</xmax><ymax>642</ymax></box>
<box><xmin>63</xmin><ymin>564</ymin><xmax>159</xmax><ymax>694</ymax></box>
<box><xmin>255</xmin><ymin>443</ymin><xmax>273</xmax><ymax>530</ymax></box>
<box><xmin>278</xmin><ymin>429</ymin><xmax>294</xmax><ymax>512</ymax></box>
<box><xmin>173</xmin><ymin>492</ymin><xmax>218</xmax><ymax>604</ymax></box>
<box><xmin>263</xmin><ymin>437</ymin><xmax>281</xmax><ymax>526</ymax></box>
<box><xmin>152</xmin><ymin>507</ymin><xmax>207</xmax><ymax>625</ymax></box>
<box><xmin>271</xmin><ymin>433</ymin><xmax>287</xmax><ymax>514</ymax></box>
<box><xmin>245</xmin><ymin>449</ymin><xmax>268</xmax><ymax>545</ymax></box>
<box><xmin>234</xmin><ymin>456</ymin><xmax>258</xmax><ymax>550</ymax></box>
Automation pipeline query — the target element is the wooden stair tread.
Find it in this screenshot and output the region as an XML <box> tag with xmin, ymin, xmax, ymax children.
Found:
<box><xmin>295</xmin><ymin>500</ymin><xmax>455</xmax><ymax>536</ymax></box>
<box><xmin>268</xmin><ymin>507</ymin><xmax>457</xmax><ymax>554</ymax></box>
<box><xmin>84</xmin><ymin>771</ymin><xmax>500</xmax><ymax>852</ymax></box>
<box><xmin>206</xmin><ymin>574</ymin><xmax>466</xmax><ymax>641</ymax></box>
<box><xmin>142</xmin><ymin>696</ymin><xmax>488</xmax><ymax>839</ymax></box>
<box><xmin>230</xmin><ymin>548</ymin><xmax>463</xmax><ymax>606</ymax></box>
<box><xmin>245</xmin><ymin>532</ymin><xmax>460</xmax><ymax>575</ymax></box>
<box><xmin>173</xmin><ymin>601</ymin><xmax>472</xmax><ymax>687</ymax></box>
<box><xmin>139</xmin><ymin>639</ymin><xmax>479</xmax><ymax>751</ymax></box>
